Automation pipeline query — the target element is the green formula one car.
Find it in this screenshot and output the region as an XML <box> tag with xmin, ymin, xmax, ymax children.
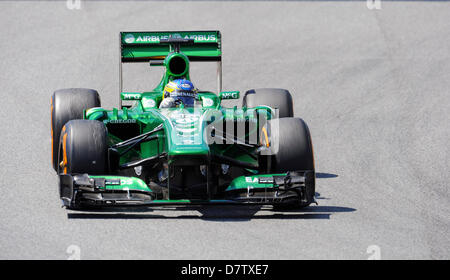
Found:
<box><xmin>51</xmin><ymin>31</ymin><xmax>316</xmax><ymax>209</ymax></box>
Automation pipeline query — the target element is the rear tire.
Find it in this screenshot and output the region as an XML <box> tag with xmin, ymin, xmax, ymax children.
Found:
<box><xmin>264</xmin><ymin>118</ymin><xmax>315</xmax><ymax>208</ymax></box>
<box><xmin>57</xmin><ymin>120</ymin><xmax>107</xmax><ymax>175</ymax></box>
<box><xmin>51</xmin><ymin>88</ymin><xmax>100</xmax><ymax>171</ymax></box>
<box><xmin>242</xmin><ymin>88</ymin><xmax>293</xmax><ymax>118</ymax></box>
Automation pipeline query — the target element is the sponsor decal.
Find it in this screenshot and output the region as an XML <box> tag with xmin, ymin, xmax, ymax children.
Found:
<box><xmin>124</xmin><ymin>34</ymin><xmax>135</xmax><ymax>44</ymax></box>
<box><xmin>171</xmin><ymin>33</ymin><xmax>183</xmax><ymax>39</ymax></box>
<box><xmin>245</xmin><ymin>177</ymin><xmax>259</xmax><ymax>183</ymax></box>
<box><xmin>258</xmin><ymin>177</ymin><xmax>274</xmax><ymax>184</ymax></box>
<box><xmin>122</xmin><ymin>93</ymin><xmax>141</xmax><ymax>100</ymax></box>
<box><xmin>106</xmin><ymin>119</ymin><xmax>137</xmax><ymax>124</ymax></box>
<box><xmin>221</xmin><ymin>91</ymin><xmax>239</xmax><ymax>99</ymax></box>
<box><xmin>202</xmin><ymin>98</ymin><xmax>214</xmax><ymax>107</ymax></box>
<box><xmin>173</xmin><ymin>91</ymin><xmax>196</xmax><ymax>98</ymax></box>
<box><xmin>105</xmin><ymin>179</ymin><xmax>121</xmax><ymax>185</ymax></box>
<box><xmin>183</xmin><ymin>34</ymin><xmax>216</xmax><ymax>42</ymax></box>
<box><xmin>120</xmin><ymin>178</ymin><xmax>134</xmax><ymax>185</ymax></box>
<box><xmin>135</xmin><ymin>35</ymin><xmax>160</xmax><ymax>43</ymax></box>
<box><xmin>125</xmin><ymin>33</ymin><xmax>217</xmax><ymax>44</ymax></box>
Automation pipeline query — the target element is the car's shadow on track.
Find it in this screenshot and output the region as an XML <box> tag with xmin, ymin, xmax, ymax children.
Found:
<box><xmin>67</xmin><ymin>171</ymin><xmax>352</xmax><ymax>221</ymax></box>
<box><xmin>316</xmin><ymin>172</ymin><xmax>338</xmax><ymax>179</ymax></box>
<box><xmin>67</xmin><ymin>205</ymin><xmax>355</xmax><ymax>221</ymax></box>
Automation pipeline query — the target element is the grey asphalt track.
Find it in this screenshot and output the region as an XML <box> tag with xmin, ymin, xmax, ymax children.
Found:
<box><xmin>0</xmin><ymin>1</ymin><xmax>449</xmax><ymax>259</ymax></box>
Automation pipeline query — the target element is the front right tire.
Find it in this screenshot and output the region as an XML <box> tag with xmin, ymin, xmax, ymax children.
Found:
<box><xmin>264</xmin><ymin>117</ymin><xmax>315</xmax><ymax>208</ymax></box>
<box><xmin>242</xmin><ymin>88</ymin><xmax>294</xmax><ymax>118</ymax></box>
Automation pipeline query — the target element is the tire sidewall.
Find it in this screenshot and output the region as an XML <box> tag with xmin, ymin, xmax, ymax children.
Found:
<box><xmin>58</xmin><ymin>120</ymin><xmax>107</xmax><ymax>175</ymax></box>
<box><xmin>51</xmin><ymin>88</ymin><xmax>100</xmax><ymax>170</ymax></box>
<box><xmin>243</xmin><ymin>88</ymin><xmax>294</xmax><ymax>118</ymax></box>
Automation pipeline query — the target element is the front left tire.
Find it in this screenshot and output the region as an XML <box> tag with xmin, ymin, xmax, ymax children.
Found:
<box><xmin>58</xmin><ymin>119</ymin><xmax>108</xmax><ymax>175</ymax></box>
<box><xmin>51</xmin><ymin>88</ymin><xmax>100</xmax><ymax>171</ymax></box>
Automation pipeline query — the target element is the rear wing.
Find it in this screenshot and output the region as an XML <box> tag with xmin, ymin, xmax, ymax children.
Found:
<box><xmin>120</xmin><ymin>31</ymin><xmax>221</xmax><ymax>62</ymax></box>
<box><xmin>119</xmin><ymin>31</ymin><xmax>222</xmax><ymax>106</ymax></box>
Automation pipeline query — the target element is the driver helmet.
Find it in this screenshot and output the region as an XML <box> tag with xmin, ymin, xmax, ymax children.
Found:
<box><xmin>163</xmin><ymin>79</ymin><xmax>197</xmax><ymax>107</ymax></box>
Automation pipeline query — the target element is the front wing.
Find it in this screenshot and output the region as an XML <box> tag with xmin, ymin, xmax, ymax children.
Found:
<box><xmin>59</xmin><ymin>171</ymin><xmax>314</xmax><ymax>208</ymax></box>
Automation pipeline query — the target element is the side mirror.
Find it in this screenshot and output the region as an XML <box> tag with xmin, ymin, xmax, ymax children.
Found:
<box><xmin>219</xmin><ymin>91</ymin><xmax>240</xmax><ymax>100</ymax></box>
